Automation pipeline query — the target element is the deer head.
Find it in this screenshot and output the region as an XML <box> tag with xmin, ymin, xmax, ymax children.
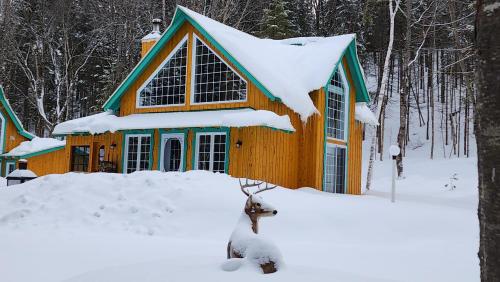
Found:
<box><xmin>239</xmin><ymin>179</ymin><xmax>278</xmax><ymax>233</ymax></box>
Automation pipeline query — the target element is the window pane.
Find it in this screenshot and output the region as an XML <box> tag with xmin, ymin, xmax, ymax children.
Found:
<box><xmin>126</xmin><ymin>137</ymin><xmax>139</xmax><ymax>173</ymax></box>
<box><xmin>71</xmin><ymin>146</ymin><xmax>90</xmax><ymax>172</ymax></box>
<box><xmin>196</xmin><ymin>133</ymin><xmax>226</xmax><ymax>173</ymax></box>
<box><xmin>139</xmin><ymin>136</ymin><xmax>151</xmax><ymax>171</ymax></box>
<box><xmin>193</xmin><ymin>38</ymin><xmax>246</xmax><ymax>104</ymax></box>
<box><xmin>164</xmin><ymin>138</ymin><xmax>182</xmax><ymax>172</ymax></box>
<box><xmin>212</xmin><ymin>134</ymin><xmax>226</xmax><ymax>173</ymax></box>
<box><xmin>327</xmin><ymin>70</ymin><xmax>346</xmax><ymax>140</ymax></box>
<box><xmin>324</xmin><ymin>146</ymin><xmax>346</xmax><ymax>193</ymax></box>
<box><xmin>197</xmin><ymin>134</ymin><xmax>211</xmax><ymax>171</ymax></box>
<box><xmin>138</xmin><ymin>39</ymin><xmax>188</xmax><ymax>107</ymax></box>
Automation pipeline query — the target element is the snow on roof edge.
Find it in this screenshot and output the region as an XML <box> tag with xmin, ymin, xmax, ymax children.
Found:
<box><xmin>52</xmin><ymin>109</ymin><xmax>295</xmax><ymax>136</ymax></box>
<box><xmin>355</xmin><ymin>103</ymin><xmax>378</xmax><ymax>126</ymax></box>
<box><xmin>3</xmin><ymin>137</ymin><xmax>66</xmax><ymax>157</ymax></box>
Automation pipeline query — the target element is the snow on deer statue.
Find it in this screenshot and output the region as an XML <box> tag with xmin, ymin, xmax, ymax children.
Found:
<box><xmin>224</xmin><ymin>178</ymin><xmax>283</xmax><ymax>274</ymax></box>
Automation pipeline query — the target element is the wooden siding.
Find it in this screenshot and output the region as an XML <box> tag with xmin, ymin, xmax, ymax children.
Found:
<box><xmin>26</xmin><ymin>148</ymin><xmax>67</xmax><ymax>176</ymax></box>
<box><xmin>66</xmin><ymin>133</ymin><xmax>123</xmax><ymax>173</ymax></box>
<box><xmin>119</xmin><ymin>22</ymin><xmax>259</xmax><ymax>116</ymax></box>
<box><xmin>141</xmin><ymin>39</ymin><xmax>158</xmax><ymax>58</ymax></box>
<box><xmin>344</xmin><ymin>58</ymin><xmax>363</xmax><ymax>195</ymax></box>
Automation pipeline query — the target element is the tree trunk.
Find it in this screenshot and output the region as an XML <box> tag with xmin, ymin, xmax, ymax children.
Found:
<box><xmin>396</xmin><ymin>0</ymin><xmax>411</xmax><ymax>177</ymax></box>
<box><xmin>475</xmin><ymin>0</ymin><xmax>500</xmax><ymax>280</ymax></box>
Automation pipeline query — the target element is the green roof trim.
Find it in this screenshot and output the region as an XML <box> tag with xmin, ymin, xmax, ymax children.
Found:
<box><xmin>0</xmin><ymin>86</ymin><xmax>35</xmax><ymax>140</ymax></box>
<box><xmin>345</xmin><ymin>40</ymin><xmax>371</xmax><ymax>102</ymax></box>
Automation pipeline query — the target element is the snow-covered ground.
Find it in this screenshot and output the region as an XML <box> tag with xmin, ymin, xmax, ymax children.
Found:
<box><xmin>0</xmin><ymin>151</ymin><xmax>479</xmax><ymax>281</ymax></box>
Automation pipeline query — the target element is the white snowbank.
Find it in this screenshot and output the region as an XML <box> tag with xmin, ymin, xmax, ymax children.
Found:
<box><xmin>179</xmin><ymin>6</ymin><xmax>357</xmax><ymax>121</ymax></box>
<box><xmin>354</xmin><ymin>102</ymin><xmax>378</xmax><ymax>125</ymax></box>
<box><xmin>52</xmin><ymin>109</ymin><xmax>295</xmax><ymax>135</ymax></box>
<box><xmin>2</xmin><ymin>137</ymin><xmax>65</xmax><ymax>157</ymax></box>
<box><xmin>0</xmin><ymin>159</ymin><xmax>479</xmax><ymax>282</ymax></box>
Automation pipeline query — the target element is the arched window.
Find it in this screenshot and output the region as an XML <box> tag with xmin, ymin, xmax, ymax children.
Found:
<box><xmin>137</xmin><ymin>36</ymin><xmax>188</xmax><ymax>107</ymax></box>
<box><xmin>191</xmin><ymin>36</ymin><xmax>247</xmax><ymax>104</ymax></box>
<box><xmin>326</xmin><ymin>65</ymin><xmax>349</xmax><ymax>141</ymax></box>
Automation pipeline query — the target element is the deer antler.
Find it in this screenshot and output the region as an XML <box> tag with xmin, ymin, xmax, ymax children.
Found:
<box><xmin>239</xmin><ymin>178</ymin><xmax>263</xmax><ymax>196</ymax></box>
<box><xmin>254</xmin><ymin>182</ymin><xmax>277</xmax><ymax>194</ymax></box>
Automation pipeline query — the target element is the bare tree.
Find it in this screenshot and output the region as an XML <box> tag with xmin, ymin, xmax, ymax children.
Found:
<box><xmin>366</xmin><ymin>0</ymin><xmax>401</xmax><ymax>190</ymax></box>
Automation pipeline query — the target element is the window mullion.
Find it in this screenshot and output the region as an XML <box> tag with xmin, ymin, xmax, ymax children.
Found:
<box><xmin>209</xmin><ymin>133</ymin><xmax>215</xmax><ymax>171</ymax></box>
<box><xmin>136</xmin><ymin>136</ymin><xmax>142</xmax><ymax>171</ymax></box>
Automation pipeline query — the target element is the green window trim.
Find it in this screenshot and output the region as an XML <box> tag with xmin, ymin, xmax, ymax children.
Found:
<box><xmin>157</xmin><ymin>128</ymin><xmax>189</xmax><ymax>172</ymax></box>
<box><xmin>5</xmin><ymin>160</ymin><xmax>16</xmax><ymax>176</ymax></box>
<box><xmin>191</xmin><ymin>127</ymin><xmax>230</xmax><ymax>174</ymax></box>
<box><xmin>322</xmin><ymin>61</ymin><xmax>350</xmax><ymax>193</ymax></box>
<box><xmin>121</xmin><ymin>129</ymin><xmax>155</xmax><ymax>173</ymax></box>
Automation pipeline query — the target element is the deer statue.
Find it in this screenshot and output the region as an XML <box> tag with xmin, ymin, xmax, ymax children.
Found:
<box><xmin>225</xmin><ymin>179</ymin><xmax>283</xmax><ymax>274</ymax></box>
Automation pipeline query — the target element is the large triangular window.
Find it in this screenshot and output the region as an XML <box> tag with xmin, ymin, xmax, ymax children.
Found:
<box><xmin>192</xmin><ymin>36</ymin><xmax>247</xmax><ymax>104</ymax></box>
<box><xmin>138</xmin><ymin>36</ymin><xmax>188</xmax><ymax>107</ymax></box>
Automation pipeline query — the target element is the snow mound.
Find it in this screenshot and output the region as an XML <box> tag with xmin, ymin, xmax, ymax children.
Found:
<box><xmin>0</xmin><ymin>171</ymin><xmax>245</xmax><ymax>236</ymax></box>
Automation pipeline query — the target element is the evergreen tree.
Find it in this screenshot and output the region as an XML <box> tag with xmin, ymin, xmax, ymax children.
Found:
<box><xmin>259</xmin><ymin>0</ymin><xmax>295</xmax><ymax>39</ymax></box>
<box><xmin>287</xmin><ymin>0</ymin><xmax>314</xmax><ymax>36</ymax></box>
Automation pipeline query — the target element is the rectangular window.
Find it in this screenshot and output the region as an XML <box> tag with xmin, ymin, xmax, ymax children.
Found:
<box><xmin>124</xmin><ymin>134</ymin><xmax>151</xmax><ymax>173</ymax></box>
<box><xmin>326</xmin><ymin>68</ymin><xmax>348</xmax><ymax>140</ymax></box>
<box><xmin>324</xmin><ymin>145</ymin><xmax>347</xmax><ymax>193</ymax></box>
<box><xmin>192</xmin><ymin>36</ymin><xmax>247</xmax><ymax>104</ymax></box>
<box><xmin>71</xmin><ymin>146</ymin><xmax>90</xmax><ymax>172</ymax></box>
<box><xmin>5</xmin><ymin>161</ymin><xmax>16</xmax><ymax>176</ymax></box>
<box><xmin>195</xmin><ymin>132</ymin><xmax>227</xmax><ymax>173</ymax></box>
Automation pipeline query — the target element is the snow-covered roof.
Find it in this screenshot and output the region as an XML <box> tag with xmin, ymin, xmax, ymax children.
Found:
<box><xmin>179</xmin><ymin>6</ymin><xmax>356</xmax><ymax>120</ymax></box>
<box><xmin>354</xmin><ymin>103</ymin><xmax>378</xmax><ymax>126</ymax></box>
<box><xmin>7</xmin><ymin>169</ymin><xmax>37</xmax><ymax>178</ymax></box>
<box><xmin>2</xmin><ymin>137</ymin><xmax>66</xmax><ymax>157</ymax></box>
<box><xmin>103</xmin><ymin>6</ymin><xmax>370</xmax><ymax>122</ymax></box>
<box><xmin>52</xmin><ymin>109</ymin><xmax>295</xmax><ymax>135</ymax></box>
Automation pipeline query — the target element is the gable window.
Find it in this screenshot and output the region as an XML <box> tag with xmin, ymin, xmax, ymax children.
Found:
<box><xmin>324</xmin><ymin>144</ymin><xmax>347</xmax><ymax>193</ymax></box>
<box><xmin>195</xmin><ymin>132</ymin><xmax>227</xmax><ymax>173</ymax></box>
<box><xmin>326</xmin><ymin>66</ymin><xmax>349</xmax><ymax>141</ymax></box>
<box><xmin>137</xmin><ymin>36</ymin><xmax>188</xmax><ymax>107</ymax></box>
<box><xmin>124</xmin><ymin>134</ymin><xmax>152</xmax><ymax>173</ymax></box>
<box><xmin>71</xmin><ymin>146</ymin><xmax>90</xmax><ymax>172</ymax></box>
<box><xmin>192</xmin><ymin>36</ymin><xmax>247</xmax><ymax>104</ymax></box>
